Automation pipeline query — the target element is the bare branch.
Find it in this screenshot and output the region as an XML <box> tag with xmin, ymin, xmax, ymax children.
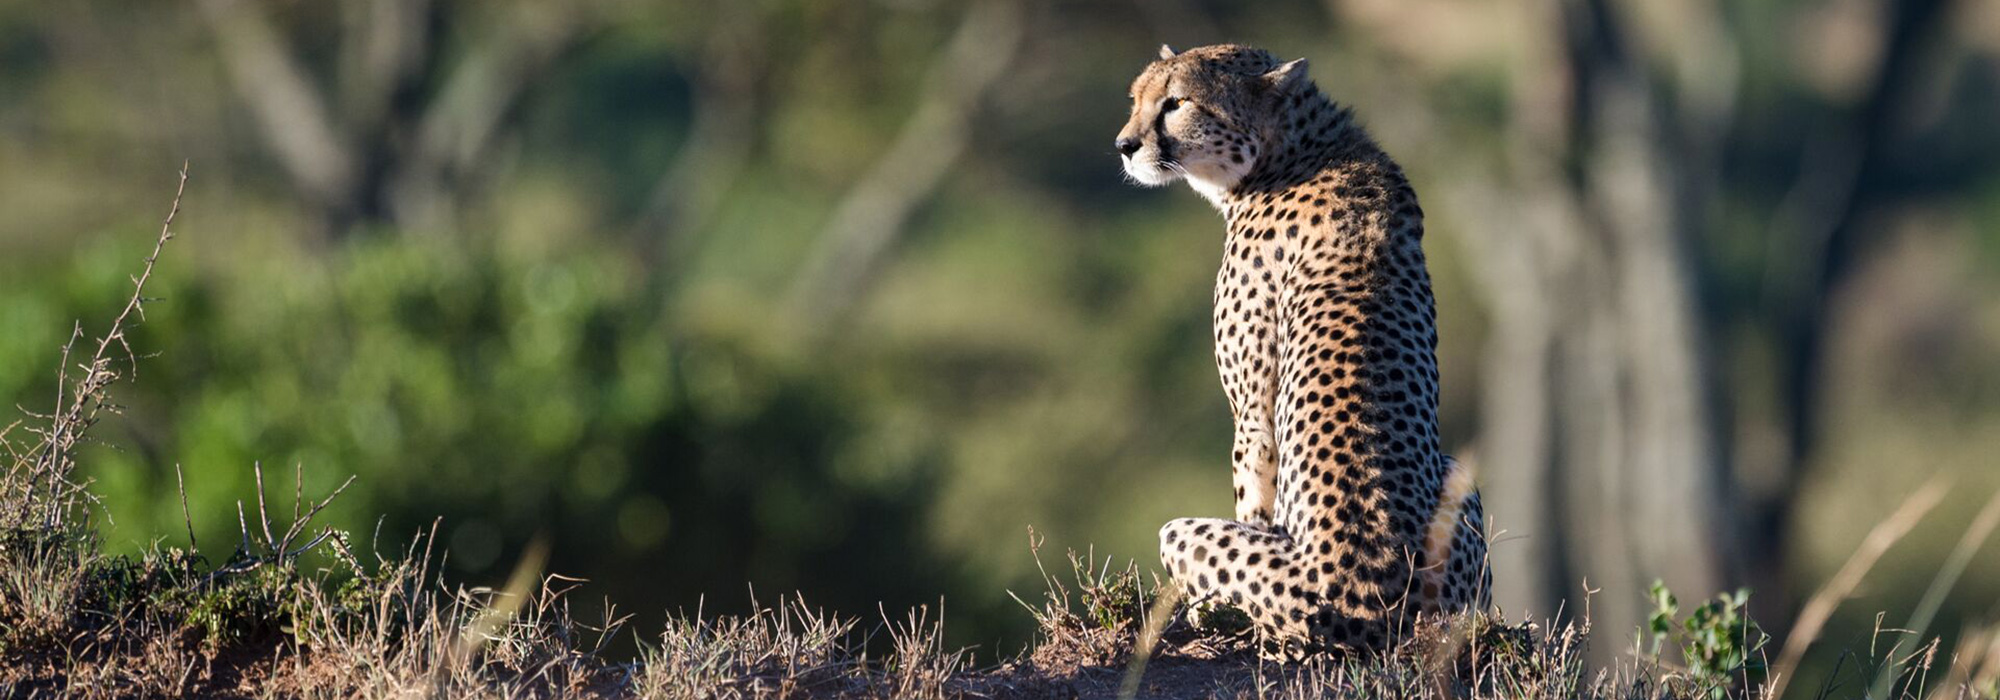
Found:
<box><xmin>280</xmin><ymin>474</ymin><xmax>357</xmax><ymax>555</ymax></box>
<box><xmin>176</xmin><ymin>463</ymin><xmax>196</xmax><ymax>551</ymax></box>
<box><xmin>255</xmin><ymin>462</ymin><xmax>276</xmax><ymax>554</ymax></box>
<box><xmin>204</xmin><ymin>469</ymin><xmax>358</xmax><ymax>586</ymax></box>
<box><xmin>292</xmin><ymin>463</ymin><xmax>303</xmax><ymax>536</ymax></box>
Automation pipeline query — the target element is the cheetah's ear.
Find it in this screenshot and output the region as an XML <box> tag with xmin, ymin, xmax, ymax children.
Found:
<box><xmin>1263</xmin><ymin>58</ymin><xmax>1310</xmax><ymax>93</ymax></box>
<box><xmin>1159</xmin><ymin>44</ymin><xmax>1178</xmax><ymax>60</ymax></box>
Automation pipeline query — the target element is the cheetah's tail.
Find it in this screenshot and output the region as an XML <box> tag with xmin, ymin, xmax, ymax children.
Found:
<box><xmin>1422</xmin><ymin>455</ymin><xmax>1479</xmax><ymax>572</ymax></box>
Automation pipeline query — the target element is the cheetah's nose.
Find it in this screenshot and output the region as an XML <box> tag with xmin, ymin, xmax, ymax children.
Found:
<box><xmin>1115</xmin><ymin>137</ymin><xmax>1141</xmax><ymax>157</ymax></box>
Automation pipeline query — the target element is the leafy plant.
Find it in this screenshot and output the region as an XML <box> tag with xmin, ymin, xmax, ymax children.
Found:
<box><xmin>1644</xmin><ymin>580</ymin><xmax>1770</xmax><ymax>698</ymax></box>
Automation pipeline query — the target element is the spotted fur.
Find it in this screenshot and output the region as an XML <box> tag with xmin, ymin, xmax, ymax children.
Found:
<box><xmin>1116</xmin><ymin>44</ymin><xmax>1492</xmax><ymax>658</ymax></box>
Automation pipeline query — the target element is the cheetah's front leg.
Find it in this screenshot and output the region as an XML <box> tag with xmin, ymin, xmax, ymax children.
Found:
<box><xmin>1231</xmin><ymin>423</ymin><xmax>1279</xmax><ymax>526</ymax></box>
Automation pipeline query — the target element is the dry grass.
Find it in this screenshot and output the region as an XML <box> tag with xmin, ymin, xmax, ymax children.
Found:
<box><xmin>3</xmin><ymin>173</ymin><xmax>1996</xmax><ymax>699</ymax></box>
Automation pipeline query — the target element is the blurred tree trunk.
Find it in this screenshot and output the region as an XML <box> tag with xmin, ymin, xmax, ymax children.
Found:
<box><xmin>1751</xmin><ymin>0</ymin><xmax>1957</xmax><ymax>629</ymax></box>
<box><xmin>195</xmin><ymin>0</ymin><xmax>596</xmax><ymax>239</ymax></box>
<box><xmin>1363</xmin><ymin>0</ymin><xmax>1965</xmax><ymax>651</ymax></box>
<box><xmin>1419</xmin><ymin>0</ymin><xmax>1738</xmax><ymax>641</ymax></box>
<box><xmin>1446</xmin><ymin>155</ymin><xmax>1580</xmax><ymax>621</ymax></box>
<box><xmin>1567</xmin><ymin>0</ymin><xmax>1731</xmax><ymax>626</ymax></box>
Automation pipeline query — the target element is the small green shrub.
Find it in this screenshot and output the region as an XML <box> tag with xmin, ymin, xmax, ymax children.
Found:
<box><xmin>1072</xmin><ymin>552</ymin><xmax>1143</xmax><ymax>631</ymax></box>
<box><xmin>1644</xmin><ymin>580</ymin><xmax>1770</xmax><ymax>698</ymax></box>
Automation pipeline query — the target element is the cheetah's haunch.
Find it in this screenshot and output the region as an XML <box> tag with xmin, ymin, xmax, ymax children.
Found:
<box><xmin>1116</xmin><ymin>43</ymin><xmax>1493</xmax><ymax>659</ymax></box>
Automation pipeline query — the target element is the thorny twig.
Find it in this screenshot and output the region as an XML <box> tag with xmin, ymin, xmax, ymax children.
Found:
<box><xmin>5</xmin><ymin>163</ymin><xmax>186</xmax><ymax>530</ymax></box>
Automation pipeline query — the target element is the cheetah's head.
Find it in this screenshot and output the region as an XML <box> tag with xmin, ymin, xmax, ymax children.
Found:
<box><xmin>1115</xmin><ymin>44</ymin><xmax>1310</xmax><ymax>206</ymax></box>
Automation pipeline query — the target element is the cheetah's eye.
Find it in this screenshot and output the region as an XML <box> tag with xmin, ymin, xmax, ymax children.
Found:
<box><xmin>1162</xmin><ymin>96</ymin><xmax>1183</xmax><ymax>112</ymax></box>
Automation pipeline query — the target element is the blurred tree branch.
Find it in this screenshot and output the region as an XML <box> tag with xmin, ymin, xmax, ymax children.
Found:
<box><xmin>784</xmin><ymin>0</ymin><xmax>1028</xmax><ymax>338</ymax></box>
<box><xmin>338</xmin><ymin>0</ymin><xmax>437</xmax><ymax>153</ymax></box>
<box><xmin>194</xmin><ymin>0</ymin><xmax>359</xmax><ymax>221</ymax></box>
<box><xmin>195</xmin><ymin>0</ymin><xmax>599</xmax><ymax>238</ymax></box>
<box><xmin>389</xmin><ymin>4</ymin><xmax>594</xmax><ymax>230</ymax></box>
<box><xmin>634</xmin><ymin>1</ymin><xmax>773</xmax><ymax>285</ymax></box>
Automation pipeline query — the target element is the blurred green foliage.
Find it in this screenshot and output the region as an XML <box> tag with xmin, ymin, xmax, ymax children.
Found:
<box><xmin>0</xmin><ymin>230</ymin><xmax>989</xmax><ymax>643</ymax></box>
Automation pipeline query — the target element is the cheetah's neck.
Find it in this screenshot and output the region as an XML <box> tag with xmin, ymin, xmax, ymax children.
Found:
<box><xmin>1216</xmin><ymin>89</ymin><xmax>1369</xmax><ymax>223</ymax></box>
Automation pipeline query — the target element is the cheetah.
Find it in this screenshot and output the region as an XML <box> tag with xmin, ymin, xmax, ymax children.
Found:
<box><xmin>1115</xmin><ymin>44</ymin><xmax>1492</xmax><ymax>658</ymax></box>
